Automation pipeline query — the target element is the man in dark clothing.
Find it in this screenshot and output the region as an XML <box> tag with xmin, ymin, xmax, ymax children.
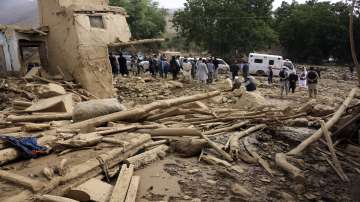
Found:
<box><xmin>288</xmin><ymin>73</ymin><xmax>299</xmax><ymax>93</ymax></box>
<box><xmin>118</xmin><ymin>53</ymin><xmax>128</xmax><ymax>76</ymax></box>
<box><xmin>213</xmin><ymin>57</ymin><xmax>219</xmax><ymax>80</ymax></box>
<box><xmin>109</xmin><ymin>54</ymin><xmax>118</xmax><ymax>75</ymax></box>
<box><xmin>243</xmin><ymin>75</ymin><xmax>257</xmax><ymax>92</ymax></box>
<box><xmin>307</xmin><ymin>67</ymin><xmax>320</xmax><ymax>98</ymax></box>
<box><xmin>230</xmin><ymin>60</ymin><xmax>240</xmax><ymax>81</ymax></box>
<box><xmin>242</xmin><ymin>61</ymin><xmax>250</xmax><ymax>77</ymax></box>
<box><xmin>170</xmin><ymin>56</ymin><xmax>180</xmax><ymax>80</ymax></box>
<box><xmin>149</xmin><ymin>55</ymin><xmax>157</xmax><ymax>77</ymax></box>
<box><xmin>268</xmin><ymin>66</ymin><xmax>273</xmax><ymax>85</ymax></box>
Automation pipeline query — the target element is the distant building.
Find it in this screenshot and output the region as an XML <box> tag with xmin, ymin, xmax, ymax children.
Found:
<box><xmin>37</xmin><ymin>0</ymin><xmax>132</xmax><ymax>98</ymax></box>
<box><xmin>0</xmin><ymin>25</ymin><xmax>47</xmax><ymax>75</ymax></box>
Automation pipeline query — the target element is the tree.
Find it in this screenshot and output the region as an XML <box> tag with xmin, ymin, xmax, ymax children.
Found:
<box><xmin>275</xmin><ymin>0</ymin><xmax>360</xmax><ymax>64</ymax></box>
<box><xmin>110</xmin><ymin>0</ymin><xmax>166</xmax><ymax>39</ymax></box>
<box><xmin>349</xmin><ymin>0</ymin><xmax>360</xmax><ymax>83</ymax></box>
<box><xmin>172</xmin><ymin>0</ymin><xmax>278</xmax><ymax>57</ymax></box>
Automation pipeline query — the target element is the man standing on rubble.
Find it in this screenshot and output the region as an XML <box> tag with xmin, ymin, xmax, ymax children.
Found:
<box><xmin>149</xmin><ymin>55</ymin><xmax>157</xmax><ymax>77</ymax></box>
<box><xmin>206</xmin><ymin>59</ymin><xmax>215</xmax><ymax>84</ymax></box>
<box><xmin>109</xmin><ymin>53</ymin><xmax>119</xmax><ymax>76</ymax></box>
<box><xmin>196</xmin><ymin>59</ymin><xmax>209</xmax><ymax>84</ymax></box>
<box><xmin>279</xmin><ymin>67</ymin><xmax>289</xmax><ymax>97</ymax></box>
<box><xmin>230</xmin><ymin>60</ymin><xmax>240</xmax><ymax>81</ymax></box>
<box><xmin>118</xmin><ymin>53</ymin><xmax>129</xmax><ymax>77</ymax></box>
<box><xmin>170</xmin><ymin>56</ymin><xmax>180</xmax><ymax>80</ymax></box>
<box><xmin>307</xmin><ymin>67</ymin><xmax>320</xmax><ymax>98</ymax></box>
<box><xmin>289</xmin><ymin>72</ymin><xmax>299</xmax><ymax>93</ymax></box>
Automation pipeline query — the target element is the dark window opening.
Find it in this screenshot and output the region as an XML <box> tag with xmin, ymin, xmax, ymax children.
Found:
<box><xmin>89</xmin><ymin>16</ymin><xmax>105</xmax><ymax>29</ymax></box>
<box><xmin>19</xmin><ymin>40</ymin><xmax>48</xmax><ymax>73</ymax></box>
<box><xmin>269</xmin><ymin>60</ymin><xmax>274</xmax><ymax>65</ymax></box>
<box><xmin>254</xmin><ymin>59</ymin><xmax>263</xmax><ymax>63</ymax></box>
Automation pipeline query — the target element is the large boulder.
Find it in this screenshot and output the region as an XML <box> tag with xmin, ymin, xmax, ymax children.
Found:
<box><xmin>311</xmin><ymin>104</ymin><xmax>335</xmax><ymax>117</ymax></box>
<box><xmin>73</xmin><ymin>99</ymin><xmax>126</xmax><ymax>122</ymax></box>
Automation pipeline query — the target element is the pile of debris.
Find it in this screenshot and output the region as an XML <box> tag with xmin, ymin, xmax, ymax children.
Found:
<box><xmin>0</xmin><ymin>66</ymin><xmax>359</xmax><ymax>201</ymax></box>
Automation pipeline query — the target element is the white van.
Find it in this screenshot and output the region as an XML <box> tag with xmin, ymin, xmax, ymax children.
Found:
<box><xmin>248</xmin><ymin>53</ymin><xmax>296</xmax><ymax>76</ymax></box>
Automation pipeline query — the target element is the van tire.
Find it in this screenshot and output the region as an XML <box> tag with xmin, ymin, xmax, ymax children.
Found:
<box><xmin>256</xmin><ymin>70</ymin><xmax>266</xmax><ymax>76</ymax></box>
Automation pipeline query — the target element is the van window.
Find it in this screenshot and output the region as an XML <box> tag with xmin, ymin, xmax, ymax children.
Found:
<box><xmin>269</xmin><ymin>60</ymin><xmax>274</xmax><ymax>65</ymax></box>
<box><xmin>254</xmin><ymin>59</ymin><xmax>263</xmax><ymax>63</ymax></box>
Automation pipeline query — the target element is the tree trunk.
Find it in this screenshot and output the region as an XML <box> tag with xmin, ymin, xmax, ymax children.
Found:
<box><xmin>125</xmin><ymin>145</ymin><xmax>169</xmax><ymax>170</ymax></box>
<box><xmin>138</xmin><ymin>128</ymin><xmax>202</xmax><ymax>137</ymax></box>
<box><xmin>275</xmin><ymin>153</ymin><xmax>305</xmax><ymax>183</ymax></box>
<box><xmin>349</xmin><ymin>0</ymin><xmax>360</xmax><ymax>84</ymax></box>
<box><xmin>288</xmin><ymin>88</ymin><xmax>358</xmax><ymax>155</ymax></box>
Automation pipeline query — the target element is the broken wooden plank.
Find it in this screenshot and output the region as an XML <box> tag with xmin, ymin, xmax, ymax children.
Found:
<box><xmin>124</xmin><ymin>176</ymin><xmax>140</xmax><ymax>202</ymax></box>
<box><xmin>109</xmin><ymin>164</ymin><xmax>134</xmax><ymax>202</ymax></box>
<box><xmin>275</xmin><ymin>153</ymin><xmax>305</xmax><ymax>183</ymax></box>
<box><xmin>22</xmin><ymin>123</ymin><xmax>51</xmax><ymax>132</ymax></box>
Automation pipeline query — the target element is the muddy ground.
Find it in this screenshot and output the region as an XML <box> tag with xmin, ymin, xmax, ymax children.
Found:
<box><xmin>0</xmin><ymin>66</ymin><xmax>359</xmax><ymax>202</ymax></box>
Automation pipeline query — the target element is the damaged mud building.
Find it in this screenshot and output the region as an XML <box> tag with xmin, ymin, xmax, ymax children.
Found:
<box><xmin>0</xmin><ymin>0</ymin><xmax>142</xmax><ymax>98</ymax></box>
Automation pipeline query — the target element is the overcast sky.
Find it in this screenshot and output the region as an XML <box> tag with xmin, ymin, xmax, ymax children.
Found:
<box><xmin>156</xmin><ymin>0</ymin><xmax>340</xmax><ymax>9</ymax></box>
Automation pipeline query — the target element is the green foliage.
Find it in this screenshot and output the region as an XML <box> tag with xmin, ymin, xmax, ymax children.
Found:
<box><xmin>172</xmin><ymin>0</ymin><xmax>278</xmax><ymax>57</ymax></box>
<box><xmin>274</xmin><ymin>0</ymin><xmax>360</xmax><ymax>64</ymax></box>
<box><xmin>110</xmin><ymin>0</ymin><xmax>166</xmax><ymax>39</ymax></box>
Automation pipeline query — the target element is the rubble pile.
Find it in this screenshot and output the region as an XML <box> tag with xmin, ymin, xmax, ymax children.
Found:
<box><xmin>0</xmin><ymin>67</ymin><xmax>359</xmax><ymax>201</ymax></box>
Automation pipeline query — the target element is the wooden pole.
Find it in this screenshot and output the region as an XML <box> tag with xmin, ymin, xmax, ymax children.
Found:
<box><xmin>7</xmin><ymin>113</ymin><xmax>73</xmax><ymax>123</ymax></box>
<box><xmin>200</xmin><ymin>133</ymin><xmax>234</xmax><ymax>162</ymax></box>
<box><xmin>288</xmin><ymin>88</ymin><xmax>358</xmax><ymax>155</ymax></box>
<box><xmin>320</xmin><ymin>120</ymin><xmax>349</xmax><ymax>182</ymax></box>
<box><xmin>124</xmin><ymin>176</ymin><xmax>140</xmax><ymax>202</ymax></box>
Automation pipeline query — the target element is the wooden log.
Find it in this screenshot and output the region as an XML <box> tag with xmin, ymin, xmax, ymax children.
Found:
<box><xmin>0</xmin><ymin>170</ymin><xmax>46</xmax><ymax>192</ymax></box>
<box><xmin>109</xmin><ymin>164</ymin><xmax>134</xmax><ymax>202</ymax></box>
<box><xmin>320</xmin><ymin>120</ymin><xmax>349</xmax><ymax>182</ymax></box>
<box><xmin>0</xmin><ymin>126</ymin><xmax>22</xmax><ymax>134</ymax></box>
<box><xmin>200</xmin><ymin>153</ymin><xmax>232</xmax><ymax>167</ymax></box>
<box><xmin>110</xmin><ymin>38</ymin><xmax>165</xmax><ymax>47</ymax></box>
<box><xmin>35</xmin><ymin>195</ymin><xmax>79</xmax><ymax>202</ymax></box>
<box><xmin>200</xmin><ymin>133</ymin><xmax>233</xmax><ymax>162</ymax></box>
<box><xmin>66</xmin><ymin>178</ymin><xmax>113</xmax><ymax>202</ymax></box>
<box><xmin>138</xmin><ymin>128</ymin><xmax>202</xmax><ymax>137</ymax></box>
<box><xmin>124</xmin><ymin>176</ymin><xmax>140</xmax><ymax>202</ymax></box>
<box><xmin>125</xmin><ymin>145</ymin><xmax>169</xmax><ymax>169</ymax></box>
<box><xmin>146</xmin><ymin>108</ymin><xmax>214</xmax><ymax>121</ymax></box>
<box><xmin>226</xmin><ymin>124</ymin><xmax>267</xmax><ymax>160</ymax></box>
<box><xmin>59</xmin><ymin>91</ymin><xmax>220</xmax><ymax>131</ymax></box>
<box><xmin>144</xmin><ymin>140</ymin><xmax>168</xmax><ymax>149</ymax></box>
<box><xmin>22</xmin><ymin>123</ymin><xmax>51</xmax><ymax>132</ymax></box>
<box><xmin>204</xmin><ymin>121</ymin><xmax>250</xmax><ymax>136</ymax></box>
<box><xmin>7</xmin><ymin>113</ymin><xmax>73</xmax><ymax>123</ymax></box>
<box><xmin>244</xmin><ymin>137</ymin><xmax>275</xmax><ymax>176</ymax></box>
<box><xmin>288</xmin><ymin>88</ymin><xmax>358</xmax><ymax>156</ymax></box>
<box><xmin>275</xmin><ymin>153</ymin><xmax>305</xmax><ymax>183</ymax></box>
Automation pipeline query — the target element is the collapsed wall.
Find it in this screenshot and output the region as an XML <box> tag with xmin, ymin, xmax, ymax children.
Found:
<box><xmin>37</xmin><ymin>0</ymin><xmax>131</xmax><ymax>98</ymax></box>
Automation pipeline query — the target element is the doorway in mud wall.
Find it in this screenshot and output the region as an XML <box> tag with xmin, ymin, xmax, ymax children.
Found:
<box><xmin>18</xmin><ymin>40</ymin><xmax>48</xmax><ymax>74</ymax></box>
<box><xmin>0</xmin><ymin>45</ymin><xmax>6</xmax><ymax>75</ymax></box>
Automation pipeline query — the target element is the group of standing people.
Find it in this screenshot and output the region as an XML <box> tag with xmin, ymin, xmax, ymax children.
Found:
<box><xmin>270</xmin><ymin>65</ymin><xmax>320</xmax><ymax>98</ymax></box>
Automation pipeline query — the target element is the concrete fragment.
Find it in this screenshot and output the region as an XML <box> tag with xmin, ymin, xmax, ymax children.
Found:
<box><xmin>25</xmin><ymin>94</ymin><xmax>74</xmax><ymax>113</ymax></box>
<box><xmin>72</xmin><ymin>99</ymin><xmax>126</xmax><ymax>122</ymax></box>
<box><xmin>235</xmin><ymin>90</ymin><xmax>267</xmax><ymax>109</ymax></box>
<box><xmin>24</xmin><ymin>67</ymin><xmax>41</xmax><ymax>80</ymax></box>
<box><xmin>66</xmin><ymin>178</ymin><xmax>113</xmax><ymax>202</ymax></box>
<box><xmin>29</xmin><ymin>83</ymin><xmax>66</xmax><ymax>98</ymax></box>
<box><xmin>311</xmin><ymin>104</ymin><xmax>335</xmax><ymax>117</ymax></box>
